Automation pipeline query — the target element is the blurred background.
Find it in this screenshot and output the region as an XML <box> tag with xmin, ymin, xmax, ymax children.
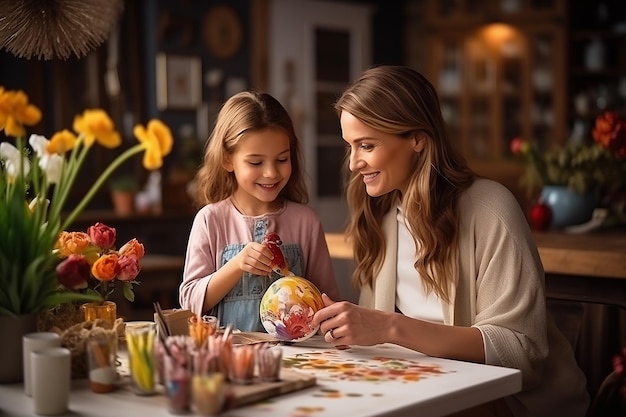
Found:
<box><xmin>2</xmin><ymin>0</ymin><xmax>625</xmax><ymax>401</ymax></box>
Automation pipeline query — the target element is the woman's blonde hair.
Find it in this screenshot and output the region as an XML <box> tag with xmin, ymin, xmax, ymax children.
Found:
<box><xmin>193</xmin><ymin>91</ymin><xmax>308</xmax><ymax>208</ymax></box>
<box><xmin>335</xmin><ymin>65</ymin><xmax>475</xmax><ymax>302</ymax></box>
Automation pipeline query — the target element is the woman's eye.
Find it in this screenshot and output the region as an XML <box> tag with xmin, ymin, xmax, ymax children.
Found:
<box><xmin>360</xmin><ymin>143</ymin><xmax>373</xmax><ymax>151</ymax></box>
<box><xmin>248</xmin><ymin>161</ymin><xmax>262</xmax><ymax>166</ymax></box>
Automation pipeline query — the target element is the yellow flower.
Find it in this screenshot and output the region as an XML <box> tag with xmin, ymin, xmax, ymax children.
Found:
<box><xmin>72</xmin><ymin>109</ymin><xmax>121</xmax><ymax>148</ymax></box>
<box><xmin>48</xmin><ymin>130</ymin><xmax>77</xmax><ymax>154</ymax></box>
<box><xmin>0</xmin><ymin>87</ymin><xmax>42</xmax><ymax>137</ymax></box>
<box><xmin>133</xmin><ymin>119</ymin><xmax>173</xmax><ymax>170</ymax></box>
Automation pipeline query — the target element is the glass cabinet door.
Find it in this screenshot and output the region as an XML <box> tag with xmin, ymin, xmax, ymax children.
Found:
<box><xmin>430</xmin><ymin>23</ymin><xmax>564</xmax><ymax>167</ymax></box>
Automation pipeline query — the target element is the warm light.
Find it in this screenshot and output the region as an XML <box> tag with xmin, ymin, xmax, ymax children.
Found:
<box><xmin>474</xmin><ymin>23</ymin><xmax>522</xmax><ymax>54</ymax></box>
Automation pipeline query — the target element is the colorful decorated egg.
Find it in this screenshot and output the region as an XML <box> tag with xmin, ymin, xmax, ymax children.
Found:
<box><xmin>260</xmin><ymin>276</ymin><xmax>324</xmax><ymax>342</ymax></box>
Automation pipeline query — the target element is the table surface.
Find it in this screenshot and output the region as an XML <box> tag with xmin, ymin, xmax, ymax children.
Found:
<box><xmin>0</xmin><ymin>339</ymin><xmax>521</xmax><ymax>417</ymax></box>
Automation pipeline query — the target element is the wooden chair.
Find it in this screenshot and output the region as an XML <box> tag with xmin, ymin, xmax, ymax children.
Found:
<box><xmin>585</xmin><ymin>370</ymin><xmax>625</xmax><ymax>417</ymax></box>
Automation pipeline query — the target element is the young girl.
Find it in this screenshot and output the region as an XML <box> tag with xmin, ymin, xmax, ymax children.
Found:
<box><xmin>180</xmin><ymin>91</ymin><xmax>340</xmax><ymax>332</ymax></box>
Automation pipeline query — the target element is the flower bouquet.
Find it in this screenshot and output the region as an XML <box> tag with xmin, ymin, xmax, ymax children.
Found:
<box><xmin>511</xmin><ymin>111</ymin><xmax>626</xmax><ymax>226</ymax></box>
<box><xmin>0</xmin><ymin>86</ymin><xmax>173</xmax><ymax>318</ymax></box>
<box><xmin>55</xmin><ymin>222</ymin><xmax>145</xmax><ymax>303</ymax></box>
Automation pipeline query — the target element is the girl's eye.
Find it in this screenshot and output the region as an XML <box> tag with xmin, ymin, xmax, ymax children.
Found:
<box><xmin>248</xmin><ymin>161</ymin><xmax>262</xmax><ymax>166</ymax></box>
<box><xmin>277</xmin><ymin>157</ymin><xmax>289</xmax><ymax>163</ymax></box>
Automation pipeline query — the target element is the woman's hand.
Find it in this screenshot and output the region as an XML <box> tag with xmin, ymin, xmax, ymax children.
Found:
<box><xmin>231</xmin><ymin>242</ymin><xmax>274</xmax><ymax>276</ymax></box>
<box><xmin>313</xmin><ymin>293</ymin><xmax>391</xmax><ymax>347</ymax></box>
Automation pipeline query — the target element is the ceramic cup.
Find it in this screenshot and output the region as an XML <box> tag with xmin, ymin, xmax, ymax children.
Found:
<box><xmin>22</xmin><ymin>332</ymin><xmax>61</xmax><ymax>396</ymax></box>
<box><xmin>31</xmin><ymin>347</ymin><xmax>71</xmax><ymax>415</ymax></box>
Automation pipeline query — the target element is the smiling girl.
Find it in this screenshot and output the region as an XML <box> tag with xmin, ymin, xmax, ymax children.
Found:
<box><xmin>180</xmin><ymin>91</ymin><xmax>340</xmax><ymax>332</ymax></box>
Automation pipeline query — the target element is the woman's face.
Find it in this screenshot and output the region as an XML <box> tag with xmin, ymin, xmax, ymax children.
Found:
<box><xmin>224</xmin><ymin>127</ymin><xmax>291</xmax><ymax>214</ymax></box>
<box><xmin>341</xmin><ymin>111</ymin><xmax>419</xmax><ymax>197</ymax></box>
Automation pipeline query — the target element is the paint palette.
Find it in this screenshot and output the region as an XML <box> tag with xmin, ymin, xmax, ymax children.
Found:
<box><xmin>259</xmin><ymin>276</ymin><xmax>324</xmax><ymax>342</ymax></box>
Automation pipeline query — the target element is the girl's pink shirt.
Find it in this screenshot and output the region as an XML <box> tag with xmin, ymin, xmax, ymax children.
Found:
<box><xmin>179</xmin><ymin>199</ymin><xmax>341</xmax><ymax>316</ymax></box>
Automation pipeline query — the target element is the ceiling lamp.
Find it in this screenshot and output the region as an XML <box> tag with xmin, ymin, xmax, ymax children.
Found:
<box><xmin>0</xmin><ymin>0</ymin><xmax>124</xmax><ymax>60</ymax></box>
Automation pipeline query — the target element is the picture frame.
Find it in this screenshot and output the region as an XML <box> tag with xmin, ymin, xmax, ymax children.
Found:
<box><xmin>156</xmin><ymin>53</ymin><xmax>202</xmax><ymax>110</ymax></box>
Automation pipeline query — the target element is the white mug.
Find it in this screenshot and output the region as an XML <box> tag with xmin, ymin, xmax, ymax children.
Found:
<box><xmin>31</xmin><ymin>347</ymin><xmax>71</xmax><ymax>415</ymax></box>
<box><xmin>22</xmin><ymin>332</ymin><xmax>61</xmax><ymax>396</ymax></box>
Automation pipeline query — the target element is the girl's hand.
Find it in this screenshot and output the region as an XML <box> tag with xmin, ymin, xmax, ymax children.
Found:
<box><xmin>313</xmin><ymin>293</ymin><xmax>388</xmax><ymax>347</ymax></box>
<box><xmin>231</xmin><ymin>242</ymin><xmax>274</xmax><ymax>276</ymax></box>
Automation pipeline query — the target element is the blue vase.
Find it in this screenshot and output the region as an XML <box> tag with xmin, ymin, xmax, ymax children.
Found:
<box><xmin>540</xmin><ymin>185</ymin><xmax>597</xmax><ymax>229</ymax></box>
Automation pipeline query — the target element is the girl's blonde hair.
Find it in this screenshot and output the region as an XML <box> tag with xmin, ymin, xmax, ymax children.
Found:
<box><xmin>335</xmin><ymin>65</ymin><xmax>475</xmax><ymax>302</ymax></box>
<box><xmin>193</xmin><ymin>91</ymin><xmax>308</xmax><ymax>208</ymax></box>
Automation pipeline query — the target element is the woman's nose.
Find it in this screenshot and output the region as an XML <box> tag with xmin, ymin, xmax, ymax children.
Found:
<box><xmin>348</xmin><ymin>151</ymin><xmax>364</xmax><ymax>172</ymax></box>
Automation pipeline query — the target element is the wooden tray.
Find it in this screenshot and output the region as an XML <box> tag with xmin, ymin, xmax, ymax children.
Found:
<box><xmin>226</xmin><ymin>369</ymin><xmax>316</xmax><ymax>409</ymax></box>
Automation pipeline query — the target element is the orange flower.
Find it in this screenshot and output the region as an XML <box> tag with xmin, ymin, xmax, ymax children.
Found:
<box><xmin>56</xmin><ymin>231</ymin><xmax>91</xmax><ymax>257</ymax></box>
<box><xmin>91</xmin><ymin>253</ymin><xmax>119</xmax><ymax>281</ymax></box>
<box><xmin>592</xmin><ymin>111</ymin><xmax>626</xmax><ymax>159</ymax></box>
<box><xmin>119</xmin><ymin>238</ymin><xmax>145</xmax><ymax>259</ymax></box>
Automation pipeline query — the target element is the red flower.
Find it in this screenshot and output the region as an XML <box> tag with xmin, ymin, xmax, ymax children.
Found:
<box><xmin>56</xmin><ymin>254</ymin><xmax>90</xmax><ymax>290</ymax></box>
<box><xmin>283</xmin><ymin>309</ymin><xmax>313</xmax><ymax>340</ymax></box>
<box><xmin>592</xmin><ymin>111</ymin><xmax>626</xmax><ymax>159</ymax></box>
<box><xmin>87</xmin><ymin>222</ymin><xmax>116</xmax><ymax>249</ymax></box>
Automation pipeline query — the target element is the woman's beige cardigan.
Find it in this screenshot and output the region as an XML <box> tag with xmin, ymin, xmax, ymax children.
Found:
<box><xmin>359</xmin><ymin>179</ymin><xmax>589</xmax><ymax>417</ymax></box>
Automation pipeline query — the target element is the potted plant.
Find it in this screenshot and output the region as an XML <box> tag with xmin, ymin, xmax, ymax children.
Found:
<box><xmin>109</xmin><ymin>174</ymin><xmax>139</xmax><ymax>216</ymax></box>
<box><xmin>511</xmin><ymin>111</ymin><xmax>626</xmax><ymax>228</ymax></box>
<box><xmin>0</xmin><ymin>86</ymin><xmax>173</xmax><ymax>382</ymax></box>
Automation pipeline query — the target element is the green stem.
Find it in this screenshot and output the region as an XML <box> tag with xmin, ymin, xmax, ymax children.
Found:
<box><xmin>61</xmin><ymin>144</ymin><xmax>145</xmax><ymax>231</ymax></box>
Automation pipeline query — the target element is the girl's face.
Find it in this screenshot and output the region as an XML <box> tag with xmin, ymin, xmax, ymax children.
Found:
<box><xmin>341</xmin><ymin>111</ymin><xmax>421</xmax><ymax>197</ymax></box>
<box><xmin>225</xmin><ymin>127</ymin><xmax>292</xmax><ymax>214</ymax></box>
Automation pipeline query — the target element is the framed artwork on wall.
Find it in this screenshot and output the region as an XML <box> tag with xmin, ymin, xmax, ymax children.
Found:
<box><xmin>156</xmin><ymin>53</ymin><xmax>202</xmax><ymax>110</ymax></box>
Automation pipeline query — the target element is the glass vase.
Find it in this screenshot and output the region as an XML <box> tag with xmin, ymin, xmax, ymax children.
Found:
<box><xmin>81</xmin><ymin>301</ymin><xmax>117</xmax><ymax>327</ymax></box>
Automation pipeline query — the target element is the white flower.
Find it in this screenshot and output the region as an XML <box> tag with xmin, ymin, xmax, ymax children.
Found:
<box><xmin>0</xmin><ymin>142</ymin><xmax>30</xmax><ymax>179</ymax></box>
<box><xmin>29</xmin><ymin>134</ymin><xmax>64</xmax><ymax>184</ymax></box>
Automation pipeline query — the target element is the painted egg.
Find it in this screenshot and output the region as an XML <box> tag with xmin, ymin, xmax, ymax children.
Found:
<box><xmin>260</xmin><ymin>276</ymin><xmax>324</xmax><ymax>342</ymax></box>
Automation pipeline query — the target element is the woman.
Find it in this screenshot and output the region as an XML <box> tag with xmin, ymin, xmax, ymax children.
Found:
<box><xmin>312</xmin><ymin>65</ymin><xmax>589</xmax><ymax>417</ymax></box>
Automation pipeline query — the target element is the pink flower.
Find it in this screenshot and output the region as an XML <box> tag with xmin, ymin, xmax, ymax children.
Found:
<box><xmin>117</xmin><ymin>254</ymin><xmax>140</xmax><ymax>282</ymax></box>
<box><xmin>56</xmin><ymin>254</ymin><xmax>90</xmax><ymax>290</ymax></box>
<box><xmin>119</xmin><ymin>238</ymin><xmax>145</xmax><ymax>259</ymax></box>
<box><xmin>87</xmin><ymin>222</ymin><xmax>116</xmax><ymax>249</ymax></box>
<box><xmin>510</xmin><ymin>136</ymin><xmax>530</xmax><ymax>156</ymax></box>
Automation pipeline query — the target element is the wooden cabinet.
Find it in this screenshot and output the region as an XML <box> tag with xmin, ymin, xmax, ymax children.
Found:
<box><xmin>567</xmin><ymin>1</ymin><xmax>626</xmax><ymax>141</ymax></box>
<box><xmin>407</xmin><ymin>0</ymin><xmax>567</xmax><ymax>203</ymax></box>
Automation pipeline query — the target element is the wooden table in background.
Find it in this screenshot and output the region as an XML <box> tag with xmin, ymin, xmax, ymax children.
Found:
<box><xmin>325</xmin><ymin>229</ymin><xmax>626</xmax><ymax>308</ymax></box>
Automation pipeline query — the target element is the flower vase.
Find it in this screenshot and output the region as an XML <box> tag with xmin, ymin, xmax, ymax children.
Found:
<box><xmin>0</xmin><ymin>313</ymin><xmax>38</xmax><ymax>383</ymax></box>
<box><xmin>81</xmin><ymin>301</ymin><xmax>117</xmax><ymax>328</ymax></box>
<box><xmin>540</xmin><ymin>185</ymin><xmax>597</xmax><ymax>229</ymax></box>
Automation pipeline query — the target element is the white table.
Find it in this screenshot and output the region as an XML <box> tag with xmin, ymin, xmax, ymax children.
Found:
<box><xmin>0</xmin><ymin>340</ymin><xmax>521</xmax><ymax>417</ymax></box>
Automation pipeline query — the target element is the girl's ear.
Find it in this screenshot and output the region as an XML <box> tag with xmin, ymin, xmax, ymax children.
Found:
<box><xmin>223</xmin><ymin>157</ymin><xmax>234</xmax><ymax>172</ymax></box>
<box><xmin>413</xmin><ymin>135</ymin><xmax>425</xmax><ymax>153</ymax></box>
